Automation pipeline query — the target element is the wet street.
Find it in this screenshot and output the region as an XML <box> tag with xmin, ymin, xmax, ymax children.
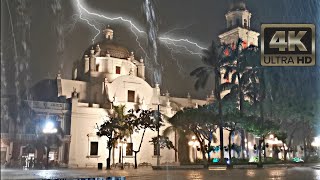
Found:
<box><xmin>1</xmin><ymin>167</ymin><xmax>320</xmax><ymax>180</ymax></box>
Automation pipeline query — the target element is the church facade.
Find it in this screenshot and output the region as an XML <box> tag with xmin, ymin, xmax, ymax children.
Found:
<box><xmin>56</xmin><ymin>26</ymin><xmax>208</xmax><ymax>167</ymax></box>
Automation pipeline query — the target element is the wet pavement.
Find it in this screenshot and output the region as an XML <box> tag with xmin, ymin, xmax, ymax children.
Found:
<box><xmin>1</xmin><ymin>167</ymin><xmax>320</xmax><ymax>180</ymax></box>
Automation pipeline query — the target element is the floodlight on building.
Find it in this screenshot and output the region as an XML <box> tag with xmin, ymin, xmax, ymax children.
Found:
<box><xmin>269</xmin><ymin>134</ymin><xmax>274</xmax><ymax>139</ymax></box>
<box><xmin>43</xmin><ymin>121</ymin><xmax>58</xmax><ymax>134</ymax></box>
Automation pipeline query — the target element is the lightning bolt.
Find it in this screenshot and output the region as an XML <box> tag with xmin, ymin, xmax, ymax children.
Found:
<box><xmin>76</xmin><ymin>0</ymin><xmax>145</xmax><ymax>34</ymax></box>
<box><xmin>74</xmin><ymin>0</ymin><xmax>207</xmax><ymax>83</ymax></box>
<box><xmin>77</xmin><ymin>3</ymin><xmax>100</xmax><ymax>44</ymax></box>
<box><xmin>130</xmin><ymin>24</ymin><xmax>150</xmax><ymax>60</ymax></box>
<box><xmin>161</xmin><ymin>38</ymin><xmax>203</xmax><ymax>57</ymax></box>
<box><xmin>162</xmin><ymin>42</ymin><xmax>184</xmax><ymax>75</ymax></box>
<box><xmin>75</xmin><ymin>0</ymin><xmax>206</xmax><ymax>51</ymax></box>
<box><xmin>75</xmin><ymin>0</ymin><xmax>150</xmax><ymax>60</ymax></box>
<box><xmin>159</xmin><ymin>37</ymin><xmax>206</xmax><ymax>50</ymax></box>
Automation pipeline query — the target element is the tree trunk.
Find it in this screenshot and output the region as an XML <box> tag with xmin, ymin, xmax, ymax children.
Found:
<box><xmin>263</xmin><ymin>139</ymin><xmax>266</xmax><ymax>159</ymax></box>
<box><xmin>237</xmin><ymin>73</ymin><xmax>246</xmax><ymax>160</ymax></box>
<box><xmin>207</xmin><ymin>140</ymin><xmax>211</xmax><ymax>164</ymax></box>
<box><xmin>119</xmin><ymin>147</ymin><xmax>122</xmax><ymax>163</ymax></box>
<box><xmin>246</xmin><ymin>132</ymin><xmax>249</xmax><ymax>159</ymax></box>
<box><xmin>134</xmin><ymin>151</ymin><xmax>138</xmax><ymax>169</ymax></box>
<box><xmin>106</xmin><ymin>147</ymin><xmax>112</xmax><ymax>169</ymax></box>
<box><xmin>219</xmin><ymin>125</ymin><xmax>224</xmax><ymax>163</ymax></box>
<box><xmin>134</xmin><ymin>129</ymin><xmax>146</xmax><ymax>169</ymax></box>
<box><xmin>283</xmin><ymin>144</ymin><xmax>287</xmax><ymax>161</ymax></box>
<box><xmin>228</xmin><ymin>130</ymin><xmax>233</xmax><ymax>165</ymax></box>
<box><xmin>175</xmin><ymin>130</ymin><xmax>178</xmax><ymax>162</ymax></box>
<box><xmin>215</xmin><ymin>69</ymin><xmax>224</xmax><ymax>163</ymax></box>
<box><xmin>258</xmin><ymin>139</ymin><xmax>263</xmax><ymax>167</ymax></box>
<box><xmin>286</xmin><ymin>122</ymin><xmax>299</xmax><ymax>161</ymax></box>
<box><xmin>194</xmin><ymin>133</ymin><xmax>207</xmax><ymax>165</ymax></box>
<box><xmin>240</xmin><ymin>130</ymin><xmax>245</xmax><ymax>159</ymax></box>
<box><xmin>46</xmin><ymin>147</ymin><xmax>50</xmax><ymax>170</ymax></box>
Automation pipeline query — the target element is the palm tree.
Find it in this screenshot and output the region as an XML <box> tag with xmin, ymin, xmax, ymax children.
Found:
<box><xmin>190</xmin><ymin>40</ymin><xmax>225</xmax><ymax>162</ymax></box>
<box><xmin>113</xmin><ymin>105</ymin><xmax>135</xmax><ymax>141</ymax></box>
<box><xmin>219</xmin><ymin>39</ymin><xmax>260</xmax><ymax>159</ymax></box>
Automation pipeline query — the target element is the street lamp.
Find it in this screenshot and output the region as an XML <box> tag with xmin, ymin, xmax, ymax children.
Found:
<box><xmin>42</xmin><ymin>121</ymin><xmax>58</xmax><ymax>169</ymax></box>
<box><xmin>156</xmin><ymin>103</ymin><xmax>161</xmax><ymax>166</ymax></box>
<box><xmin>43</xmin><ymin>121</ymin><xmax>58</xmax><ymax>134</ymax></box>
<box><xmin>152</xmin><ymin>93</ymin><xmax>161</xmax><ymax>166</ymax></box>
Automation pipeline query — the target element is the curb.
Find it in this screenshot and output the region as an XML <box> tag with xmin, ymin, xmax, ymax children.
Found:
<box><xmin>152</xmin><ymin>165</ymin><xmax>204</xmax><ymax>170</ymax></box>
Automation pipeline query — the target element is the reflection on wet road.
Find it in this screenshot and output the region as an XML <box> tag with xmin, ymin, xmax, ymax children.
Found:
<box><xmin>1</xmin><ymin>167</ymin><xmax>320</xmax><ymax>180</ymax></box>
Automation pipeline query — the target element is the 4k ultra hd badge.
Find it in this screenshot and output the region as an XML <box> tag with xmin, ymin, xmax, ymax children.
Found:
<box><xmin>261</xmin><ymin>24</ymin><xmax>315</xmax><ymax>66</ymax></box>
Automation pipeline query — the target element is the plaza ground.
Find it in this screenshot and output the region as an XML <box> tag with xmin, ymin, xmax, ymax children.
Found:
<box><xmin>2</xmin><ymin>166</ymin><xmax>320</xmax><ymax>180</ymax></box>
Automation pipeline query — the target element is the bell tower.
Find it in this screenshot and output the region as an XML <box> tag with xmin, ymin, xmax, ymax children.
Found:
<box><xmin>219</xmin><ymin>0</ymin><xmax>259</xmax><ymax>47</ymax></box>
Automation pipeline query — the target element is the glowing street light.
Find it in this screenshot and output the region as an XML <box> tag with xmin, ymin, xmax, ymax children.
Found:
<box><xmin>43</xmin><ymin>121</ymin><xmax>58</xmax><ymax>134</ymax></box>
<box><xmin>42</xmin><ymin>121</ymin><xmax>58</xmax><ymax>170</ymax></box>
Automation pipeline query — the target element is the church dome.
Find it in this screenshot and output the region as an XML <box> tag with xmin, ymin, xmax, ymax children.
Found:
<box><xmin>229</xmin><ymin>0</ymin><xmax>246</xmax><ymax>11</ymax></box>
<box><xmin>96</xmin><ymin>40</ymin><xmax>130</xmax><ymax>59</ymax></box>
<box><xmin>85</xmin><ymin>26</ymin><xmax>130</xmax><ymax>59</ymax></box>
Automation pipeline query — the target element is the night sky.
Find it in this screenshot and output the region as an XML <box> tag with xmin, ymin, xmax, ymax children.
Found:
<box><xmin>1</xmin><ymin>0</ymin><xmax>319</xmax><ymax>99</ymax></box>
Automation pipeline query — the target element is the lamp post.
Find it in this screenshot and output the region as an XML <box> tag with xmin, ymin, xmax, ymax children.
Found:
<box><xmin>157</xmin><ymin>103</ymin><xmax>160</xmax><ymax>166</ymax></box>
<box><xmin>42</xmin><ymin>121</ymin><xmax>58</xmax><ymax>170</ymax></box>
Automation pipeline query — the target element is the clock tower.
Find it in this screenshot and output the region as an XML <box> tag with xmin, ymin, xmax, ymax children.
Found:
<box><xmin>219</xmin><ymin>0</ymin><xmax>259</xmax><ymax>47</ymax></box>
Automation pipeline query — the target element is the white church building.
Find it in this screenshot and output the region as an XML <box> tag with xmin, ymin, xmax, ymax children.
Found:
<box><xmin>56</xmin><ymin>25</ymin><xmax>210</xmax><ymax>167</ymax></box>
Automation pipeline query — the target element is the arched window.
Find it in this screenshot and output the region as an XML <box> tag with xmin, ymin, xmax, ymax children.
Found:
<box><xmin>244</xmin><ymin>19</ymin><xmax>248</xmax><ymax>28</ymax></box>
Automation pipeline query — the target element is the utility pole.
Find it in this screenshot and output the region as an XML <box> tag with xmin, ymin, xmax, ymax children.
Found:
<box><xmin>157</xmin><ymin>104</ymin><xmax>160</xmax><ymax>166</ymax></box>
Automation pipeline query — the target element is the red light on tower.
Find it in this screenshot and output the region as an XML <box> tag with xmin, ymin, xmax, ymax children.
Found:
<box><xmin>224</xmin><ymin>49</ymin><xmax>230</xmax><ymax>56</ymax></box>
<box><xmin>242</xmin><ymin>40</ymin><xmax>247</xmax><ymax>48</ymax></box>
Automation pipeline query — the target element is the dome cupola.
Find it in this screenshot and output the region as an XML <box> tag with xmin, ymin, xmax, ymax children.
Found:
<box><xmin>84</xmin><ymin>26</ymin><xmax>131</xmax><ymax>59</ymax></box>
<box><xmin>229</xmin><ymin>0</ymin><xmax>246</xmax><ymax>11</ymax></box>
<box><xmin>103</xmin><ymin>25</ymin><xmax>114</xmax><ymax>40</ymax></box>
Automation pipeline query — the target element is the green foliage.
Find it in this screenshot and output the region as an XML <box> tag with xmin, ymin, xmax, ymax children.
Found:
<box><xmin>96</xmin><ymin>107</ymin><xmax>165</xmax><ymax>150</ymax></box>
<box><xmin>240</xmin><ymin>116</ymin><xmax>279</xmax><ymax>137</ymax></box>
<box><xmin>149</xmin><ymin>135</ymin><xmax>176</xmax><ymax>151</ymax></box>
<box><xmin>169</xmin><ymin>105</ymin><xmax>219</xmax><ymax>143</ymax></box>
<box><xmin>190</xmin><ymin>41</ymin><xmax>221</xmax><ymax>90</ymax></box>
<box><xmin>189</xmin><ymin>37</ymin><xmax>320</xmax><ymax>164</ymax></box>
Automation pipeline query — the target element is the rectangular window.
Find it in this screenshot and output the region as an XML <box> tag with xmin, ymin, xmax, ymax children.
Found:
<box><xmin>126</xmin><ymin>143</ymin><xmax>133</xmax><ymax>156</ymax></box>
<box><xmin>90</xmin><ymin>142</ymin><xmax>98</xmax><ymax>156</ymax></box>
<box><xmin>128</xmin><ymin>90</ymin><xmax>135</xmax><ymax>102</ymax></box>
<box><xmin>116</xmin><ymin>66</ymin><xmax>121</xmax><ymax>74</ymax></box>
